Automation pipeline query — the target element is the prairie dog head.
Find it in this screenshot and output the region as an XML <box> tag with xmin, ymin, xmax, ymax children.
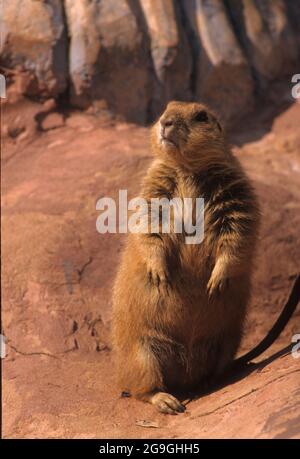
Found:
<box><xmin>151</xmin><ymin>101</ymin><xmax>229</xmax><ymax>170</ymax></box>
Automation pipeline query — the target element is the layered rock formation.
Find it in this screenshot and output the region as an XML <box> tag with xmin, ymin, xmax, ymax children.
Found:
<box><xmin>64</xmin><ymin>0</ymin><xmax>152</xmax><ymax>123</ymax></box>
<box><xmin>1</xmin><ymin>0</ymin><xmax>68</xmax><ymax>97</ymax></box>
<box><xmin>1</xmin><ymin>0</ymin><xmax>299</xmax><ymax>123</ymax></box>
<box><xmin>182</xmin><ymin>0</ymin><xmax>254</xmax><ymax>122</ymax></box>
<box><xmin>140</xmin><ymin>0</ymin><xmax>193</xmax><ymax>115</ymax></box>
<box><xmin>227</xmin><ymin>0</ymin><xmax>299</xmax><ymax>83</ymax></box>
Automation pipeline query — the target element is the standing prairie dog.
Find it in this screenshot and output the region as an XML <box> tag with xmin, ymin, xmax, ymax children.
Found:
<box><xmin>112</xmin><ymin>101</ymin><xmax>260</xmax><ymax>414</ymax></box>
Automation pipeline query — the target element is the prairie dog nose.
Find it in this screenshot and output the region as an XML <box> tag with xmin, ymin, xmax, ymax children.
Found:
<box><xmin>160</xmin><ymin>118</ymin><xmax>174</xmax><ymax>138</ymax></box>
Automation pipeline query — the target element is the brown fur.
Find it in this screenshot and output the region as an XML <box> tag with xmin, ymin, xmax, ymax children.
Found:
<box><xmin>112</xmin><ymin>101</ymin><xmax>260</xmax><ymax>414</ymax></box>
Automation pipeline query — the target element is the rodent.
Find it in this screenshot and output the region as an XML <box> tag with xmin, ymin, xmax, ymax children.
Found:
<box><xmin>112</xmin><ymin>101</ymin><xmax>299</xmax><ymax>414</ymax></box>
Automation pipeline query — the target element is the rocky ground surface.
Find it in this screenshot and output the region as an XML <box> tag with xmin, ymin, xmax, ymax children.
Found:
<box><xmin>2</xmin><ymin>96</ymin><xmax>300</xmax><ymax>439</ymax></box>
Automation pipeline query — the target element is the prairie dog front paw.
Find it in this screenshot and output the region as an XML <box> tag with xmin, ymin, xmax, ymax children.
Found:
<box><xmin>147</xmin><ymin>257</ymin><xmax>171</xmax><ymax>292</ymax></box>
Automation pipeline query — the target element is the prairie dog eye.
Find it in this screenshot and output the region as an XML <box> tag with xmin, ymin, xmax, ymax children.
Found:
<box><xmin>193</xmin><ymin>111</ymin><xmax>209</xmax><ymax>123</ymax></box>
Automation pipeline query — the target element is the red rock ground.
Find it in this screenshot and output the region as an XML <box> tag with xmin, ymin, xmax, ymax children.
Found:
<box><xmin>2</xmin><ymin>95</ymin><xmax>300</xmax><ymax>439</ymax></box>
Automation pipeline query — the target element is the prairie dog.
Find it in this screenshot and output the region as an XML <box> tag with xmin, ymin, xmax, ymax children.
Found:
<box><xmin>112</xmin><ymin>101</ymin><xmax>260</xmax><ymax>414</ymax></box>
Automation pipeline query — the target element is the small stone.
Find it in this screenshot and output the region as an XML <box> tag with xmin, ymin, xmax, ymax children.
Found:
<box><xmin>47</xmin><ymin>139</ymin><xmax>65</xmax><ymax>149</ymax></box>
<box><xmin>8</xmin><ymin>125</ymin><xmax>26</xmax><ymax>139</ymax></box>
<box><xmin>66</xmin><ymin>113</ymin><xmax>95</xmax><ymax>131</ymax></box>
<box><xmin>43</xmin><ymin>98</ymin><xmax>56</xmax><ymax>112</ymax></box>
<box><xmin>16</xmin><ymin>130</ymin><xmax>29</xmax><ymax>143</ymax></box>
<box><xmin>136</xmin><ymin>420</ymin><xmax>159</xmax><ymax>428</ymax></box>
<box><xmin>41</xmin><ymin>113</ymin><xmax>64</xmax><ymax>131</ymax></box>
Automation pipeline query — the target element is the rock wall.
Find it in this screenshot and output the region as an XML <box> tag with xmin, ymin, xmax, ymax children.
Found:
<box><xmin>1</xmin><ymin>0</ymin><xmax>299</xmax><ymax>124</ymax></box>
<box><xmin>1</xmin><ymin>0</ymin><xmax>68</xmax><ymax>97</ymax></box>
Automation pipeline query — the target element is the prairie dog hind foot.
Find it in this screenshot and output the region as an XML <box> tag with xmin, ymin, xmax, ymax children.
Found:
<box><xmin>147</xmin><ymin>391</ymin><xmax>186</xmax><ymax>415</ymax></box>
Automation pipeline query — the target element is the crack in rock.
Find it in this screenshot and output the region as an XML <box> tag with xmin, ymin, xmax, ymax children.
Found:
<box><xmin>190</xmin><ymin>369</ymin><xmax>300</xmax><ymax>420</ymax></box>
